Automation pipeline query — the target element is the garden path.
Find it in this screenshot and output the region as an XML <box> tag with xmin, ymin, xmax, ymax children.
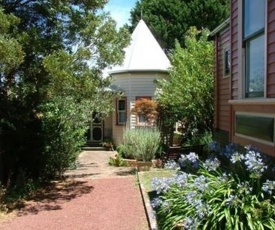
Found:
<box><xmin>0</xmin><ymin>151</ymin><xmax>149</xmax><ymax>230</ymax></box>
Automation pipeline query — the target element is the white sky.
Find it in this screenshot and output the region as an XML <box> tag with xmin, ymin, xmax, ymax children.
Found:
<box><xmin>104</xmin><ymin>0</ymin><xmax>138</xmax><ymax>28</ymax></box>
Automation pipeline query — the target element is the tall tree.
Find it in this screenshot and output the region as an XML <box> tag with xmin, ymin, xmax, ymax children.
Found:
<box><xmin>0</xmin><ymin>1</ymin><xmax>130</xmax><ymax>184</ymax></box>
<box><xmin>129</xmin><ymin>0</ymin><xmax>229</xmax><ymax>51</ymax></box>
<box><xmin>157</xmin><ymin>27</ymin><xmax>214</xmax><ymax>143</ymax></box>
<box><xmin>0</xmin><ymin>7</ymin><xmax>24</xmax><ymax>183</ymax></box>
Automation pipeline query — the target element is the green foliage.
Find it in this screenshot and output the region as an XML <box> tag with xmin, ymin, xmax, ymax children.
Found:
<box><xmin>108</xmin><ymin>152</ymin><xmax>128</xmax><ymax>167</ymax></box>
<box><xmin>184</xmin><ymin>131</ymin><xmax>212</xmax><ymax>147</ymax></box>
<box><xmin>122</xmin><ymin>128</ymin><xmax>161</xmax><ymax>162</ymax></box>
<box><xmin>157</xmin><ymin>27</ymin><xmax>214</xmax><ymax>141</ymax></box>
<box><xmin>0</xmin><ymin>8</ymin><xmax>24</xmax><ymax>75</ymax></box>
<box><xmin>0</xmin><ymin>1</ymin><xmax>130</xmax><ymax>185</ymax></box>
<box><xmin>129</xmin><ymin>0</ymin><xmax>229</xmax><ymax>50</ymax></box>
<box><xmin>0</xmin><ymin>184</ymin><xmax>7</xmax><ymax>213</ymax></box>
<box><xmin>152</xmin><ymin>144</ymin><xmax>275</xmax><ymax>229</ymax></box>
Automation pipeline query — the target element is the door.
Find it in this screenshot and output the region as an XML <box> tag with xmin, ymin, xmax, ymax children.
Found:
<box><xmin>90</xmin><ymin>113</ymin><xmax>103</xmax><ymax>143</ymax></box>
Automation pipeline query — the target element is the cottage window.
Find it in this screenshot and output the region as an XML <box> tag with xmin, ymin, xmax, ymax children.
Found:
<box><xmin>224</xmin><ymin>48</ymin><xmax>231</xmax><ymax>77</ymax></box>
<box><xmin>243</xmin><ymin>0</ymin><xmax>265</xmax><ymax>98</ymax></box>
<box><xmin>116</xmin><ymin>98</ymin><xmax>126</xmax><ymax>125</ymax></box>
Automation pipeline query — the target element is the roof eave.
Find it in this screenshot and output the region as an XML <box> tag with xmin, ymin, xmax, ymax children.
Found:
<box><xmin>108</xmin><ymin>69</ymin><xmax>170</xmax><ymax>75</ymax></box>
<box><xmin>209</xmin><ymin>18</ymin><xmax>230</xmax><ymax>37</ymax></box>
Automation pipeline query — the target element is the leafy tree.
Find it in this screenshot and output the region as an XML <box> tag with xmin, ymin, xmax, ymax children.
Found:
<box><xmin>0</xmin><ymin>1</ymin><xmax>130</xmax><ymax>184</ymax></box>
<box><xmin>157</xmin><ymin>27</ymin><xmax>214</xmax><ymax>144</ymax></box>
<box><xmin>0</xmin><ymin>7</ymin><xmax>24</xmax><ymax>183</ymax></box>
<box><xmin>129</xmin><ymin>0</ymin><xmax>229</xmax><ymax>51</ymax></box>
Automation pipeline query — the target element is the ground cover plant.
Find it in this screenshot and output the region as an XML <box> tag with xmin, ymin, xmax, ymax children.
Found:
<box><xmin>151</xmin><ymin>142</ymin><xmax>275</xmax><ymax>229</ymax></box>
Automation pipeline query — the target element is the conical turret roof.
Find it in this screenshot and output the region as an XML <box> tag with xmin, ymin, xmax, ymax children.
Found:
<box><xmin>109</xmin><ymin>19</ymin><xmax>171</xmax><ymax>74</ymax></box>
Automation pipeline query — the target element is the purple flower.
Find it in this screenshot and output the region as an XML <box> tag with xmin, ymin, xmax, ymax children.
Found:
<box><xmin>230</xmin><ymin>151</ymin><xmax>244</xmax><ymax>164</ymax></box>
<box><xmin>262</xmin><ymin>180</ymin><xmax>275</xmax><ymax>195</ymax></box>
<box><xmin>195</xmin><ymin>200</ymin><xmax>209</xmax><ymax>219</ymax></box>
<box><xmin>194</xmin><ymin>175</ymin><xmax>209</xmax><ymax>191</ymax></box>
<box><xmin>173</xmin><ymin>172</ymin><xmax>189</xmax><ymax>187</ymax></box>
<box><xmin>186</xmin><ymin>191</ymin><xmax>198</xmax><ymax>205</ymax></box>
<box><xmin>151</xmin><ymin>177</ymin><xmax>175</xmax><ymax>194</ymax></box>
<box><xmin>225</xmin><ymin>195</ymin><xmax>240</xmax><ymax>207</ymax></box>
<box><xmin>209</xmin><ymin>141</ymin><xmax>219</xmax><ymax>152</ymax></box>
<box><xmin>243</xmin><ymin>150</ymin><xmax>267</xmax><ymax>178</ymax></box>
<box><xmin>183</xmin><ymin>217</ymin><xmax>198</xmax><ymax>230</ymax></box>
<box><xmin>151</xmin><ymin>197</ymin><xmax>162</xmax><ymax>209</ymax></box>
<box><xmin>237</xmin><ymin>182</ymin><xmax>252</xmax><ymax>195</ymax></box>
<box><xmin>203</xmin><ymin>158</ymin><xmax>220</xmax><ymax>171</ymax></box>
<box><xmin>164</xmin><ymin>160</ymin><xmax>179</xmax><ymax>170</ymax></box>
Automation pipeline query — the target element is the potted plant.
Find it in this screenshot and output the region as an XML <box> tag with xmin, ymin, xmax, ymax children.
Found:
<box><xmin>102</xmin><ymin>138</ymin><xmax>113</xmax><ymax>151</ymax></box>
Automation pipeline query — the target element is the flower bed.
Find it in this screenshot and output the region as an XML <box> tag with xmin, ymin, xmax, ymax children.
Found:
<box><xmin>150</xmin><ymin>143</ymin><xmax>275</xmax><ymax>229</ymax></box>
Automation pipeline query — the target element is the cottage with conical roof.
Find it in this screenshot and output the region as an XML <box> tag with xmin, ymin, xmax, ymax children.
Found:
<box><xmin>88</xmin><ymin>20</ymin><xmax>171</xmax><ymax>147</ymax></box>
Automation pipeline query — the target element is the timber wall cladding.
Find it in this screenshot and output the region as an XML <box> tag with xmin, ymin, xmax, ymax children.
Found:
<box><xmin>215</xmin><ymin>26</ymin><xmax>231</xmax><ymax>132</ymax></box>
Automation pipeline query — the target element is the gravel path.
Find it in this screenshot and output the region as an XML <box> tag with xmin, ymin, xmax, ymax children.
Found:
<box><xmin>0</xmin><ymin>151</ymin><xmax>149</xmax><ymax>230</ymax></box>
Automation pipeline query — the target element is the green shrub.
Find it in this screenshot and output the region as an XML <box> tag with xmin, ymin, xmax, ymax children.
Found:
<box><xmin>108</xmin><ymin>152</ymin><xmax>128</xmax><ymax>167</ymax></box>
<box><xmin>122</xmin><ymin>127</ymin><xmax>161</xmax><ymax>162</ymax></box>
<box><xmin>151</xmin><ymin>143</ymin><xmax>275</xmax><ymax>229</ymax></box>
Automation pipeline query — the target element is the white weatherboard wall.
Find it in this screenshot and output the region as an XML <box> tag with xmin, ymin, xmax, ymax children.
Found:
<box><xmin>111</xmin><ymin>71</ymin><xmax>167</xmax><ymax>145</ymax></box>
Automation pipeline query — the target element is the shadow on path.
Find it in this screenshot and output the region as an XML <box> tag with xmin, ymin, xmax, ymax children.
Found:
<box><xmin>17</xmin><ymin>180</ymin><xmax>93</xmax><ymax>216</ymax></box>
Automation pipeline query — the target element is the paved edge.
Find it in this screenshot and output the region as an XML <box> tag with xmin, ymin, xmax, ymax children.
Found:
<box><xmin>137</xmin><ymin>172</ymin><xmax>158</xmax><ymax>230</ymax></box>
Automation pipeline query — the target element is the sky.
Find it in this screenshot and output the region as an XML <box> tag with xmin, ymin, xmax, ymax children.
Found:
<box><xmin>104</xmin><ymin>0</ymin><xmax>138</xmax><ymax>28</ymax></box>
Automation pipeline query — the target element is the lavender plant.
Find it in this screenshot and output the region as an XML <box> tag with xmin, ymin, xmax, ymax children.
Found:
<box><xmin>151</xmin><ymin>144</ymin><xmax>275</xmax><ymax>230</ymax></box>
<box><xmin>122</xmin><ymin>127</ymin><xmax>161</xmax><ymax>162</ymax></box>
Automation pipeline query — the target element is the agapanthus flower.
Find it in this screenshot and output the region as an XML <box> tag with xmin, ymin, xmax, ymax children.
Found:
<box><xmin>225</xmin><ymin>195</ymin><xmax>240</xmax><ymax>207</ymax></box>
<box><xmin>225</xmin><ymin>143</ymin><xmax>238</xmax><ymax>154</ymax></box>
<box><xmin>183</xmin><ymin>152</ymin><xmax>199</xmax><ymax>163</ymax></box>
<box><xmin>243</xmin><ymin>150</ymin><xmax>267</xmax><ymax>178</ymax></box>
<box><xmin>151</xmin><ymin>197</ymin><xmax>162</xmax><ymax>209</ymax></box>
<box><xmin>173</xmin><ymin>172</ymin><xmax>189</xmax><ymax>187</ymax></box>
<box><xmin>217</xmin><ymin>173</ymin><xmax>231</xmax><ymax>183</ymax></box>
<box><xmin>183</xmin><ymin>217</ymin><xmax>199</xmax><ymax>230</ymax></box>
<box><xmin>230</xmin><ymin>151</ymin><xmax>244</xmax><ymax>164</ymax></box>
<box><xmin>186</xmin><ymin>191</ymin><xmax>198</xmax><ymax>205</ymax></box>
<box><xmin>195</xmin><ymin>200</ymin><xmax>209</xmax><ymax>219</ymax></box>
<box><xmin>179</xmin><ymin>152</ymin><xmax>199</xmax><ymax>170</ymax></box>
<box><xmin>164</xmin><ymin>160</ymin><xmax>179</xmax><ymax>170</ymax></box>
<box><xmin>194</xmin><ymin>175</ymin><xmax>209</xmax><ymax>191</ymax></box>
<box><xmin>151</xmin><ymin>177</ymin><xmax>175</xmax><ymax>194</ymax></box>
<box><xmin>209</xmin><ymin>141</ymin><xmax>220</xmax><ymax>152</ymax></box>
<box><xmin>203</xmin><ymin>158</ymin><xmax>220</xmax><ymax>171</ymax></box>
<box><xmin>244</xmin><ymin>145</ymin><xmax>259</xmax><ymax>152</ymax></box>
<box><xmin>237</xmin><ymin>182</ymin><xmax>252</xmax><ymax>195</ymax></box>
<box><xmin>262</xmin><ymin>180</ymin><xmax>275</xmax><ymax>195</ymax></box>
